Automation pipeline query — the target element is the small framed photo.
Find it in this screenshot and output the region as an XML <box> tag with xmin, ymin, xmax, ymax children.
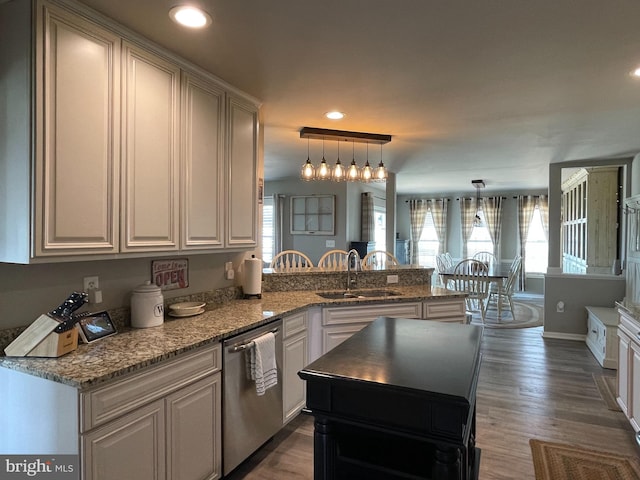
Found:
<box><xmin>77</xmin><ymin>311</ymin><xmax>117</xmax><ymax>343</ymax></box>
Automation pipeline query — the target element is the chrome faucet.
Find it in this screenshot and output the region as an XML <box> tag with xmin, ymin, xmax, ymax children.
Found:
<box><xmin>346</xmin><ymin>249</ymin><xmax>361</xmax><ymax>292</ymax></box>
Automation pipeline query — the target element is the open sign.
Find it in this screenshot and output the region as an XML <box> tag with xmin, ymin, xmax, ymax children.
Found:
<box><xmin>151</xmin><ymin>258</ymin><xmax>189</xmax><ymax>290</ymax></box>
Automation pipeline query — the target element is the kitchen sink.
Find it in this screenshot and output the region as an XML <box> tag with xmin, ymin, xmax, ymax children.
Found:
<box><xmin>316</xmin><ymin>289</ymin><xmax>402</xmax><ymax>299</ymax></box>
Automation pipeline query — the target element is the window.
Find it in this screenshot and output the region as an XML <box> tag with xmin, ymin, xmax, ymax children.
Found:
<box><xmin>374</xmin><ymin>206</ymin><xmax>386</xmax><ymax>252</ymax></box>
<box><xmin>525</xmin><ymin>207</ymin><xmax>548</xmax><ymax>274</ymax></box>
<box><xmin>418</xmin><ymin>211</ymin><xmax>439</xmax><ymax>267</ymax></box>
<box><xmin>262</xmin><ymin>197</ymin><xmax>274</xmax><ymax>264</ymax></box>
<box><xmin>466</xmin><ymin>209</ymin><xmax>493</xmax><ymax>258</ymax></box>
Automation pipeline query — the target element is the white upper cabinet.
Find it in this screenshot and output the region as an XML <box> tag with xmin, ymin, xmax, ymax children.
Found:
<box><xmin>181</xmin><ymin>72</ymin><xmax>225</xmax><ymax>250</ymax></box>
<box><xmin>226</xmin><ymin>95</ymin><xmax>258</xmax><ymax>247</ymax></box>
<box><xmin>121</xmin><ymin>42</ymin><xmax>180</xmax><ymax>252</ymax></box>
<box><xmin>0</xmin><ymin>0</ymin><xmax>260</xmax><ymax>263</ymax></box>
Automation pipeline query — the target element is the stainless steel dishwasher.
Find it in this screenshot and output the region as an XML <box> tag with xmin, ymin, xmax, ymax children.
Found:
<box><xmin>223</xmin><ymin>319</ymin><xmax>283</xmax><ymax>476</ymax></box>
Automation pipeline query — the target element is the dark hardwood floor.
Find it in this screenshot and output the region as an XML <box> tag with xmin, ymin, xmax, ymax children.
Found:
<box><xmin>225</xmin><ymin>325</ymin><xmax>638</xmax><ymax>479</ymax></box>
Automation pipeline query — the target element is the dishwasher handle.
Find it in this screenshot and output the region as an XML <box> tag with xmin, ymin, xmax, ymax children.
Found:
<box><xmin>227</xmin><ymin>327</ymin><xmax>279</xmax><ymax>353</ymax></box>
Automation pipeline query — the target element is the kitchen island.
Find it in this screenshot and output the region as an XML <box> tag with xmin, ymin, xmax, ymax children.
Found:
<box><xmin>300</xmin><ymin>317</ymin><xmax>483</xmax><ymax>480</ymax></box>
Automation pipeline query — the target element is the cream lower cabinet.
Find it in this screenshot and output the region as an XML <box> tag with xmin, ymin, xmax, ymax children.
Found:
<box><xmin>320</xmin><ymin>303</ymin><xmax>422</xmax><ymax>355</ymax></box>
<box><xmin>282</xmin><ymin>311</ymin><xmax>308</xmax><ymax>424</ymax></box>
<box><xmin>617</xmin><ymin>308</ymin><xmax>640</xmax><ymax>433</ymax></box>
<box><xmin>81</xmin><ymin>344</ymin><xmax>222</xmax><ymax>480</ymax></box>
<box><xmin>422</xmin><ymin>298</ymin><xmax>467</xmax><ymax>323</ymax></box>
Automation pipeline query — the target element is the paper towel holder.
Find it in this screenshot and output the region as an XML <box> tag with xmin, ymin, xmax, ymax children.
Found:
<box><xmin>243</xmin><ymin>254</ymin><xmax>263</xmax><ymax>299</ymax></box>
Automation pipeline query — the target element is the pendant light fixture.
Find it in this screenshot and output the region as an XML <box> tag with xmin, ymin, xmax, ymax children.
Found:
<box><xmin>361</xmin><ymin>143</ymin><xmax>373</xmax><ymax>183</ymax></box>
<box><xmin>301</xmin><ymin>138</ymin><xmax>315</xmax><ymax>181</ymax></box>
<box><xmin>374</xmin><ymin>144</ymin><xmax>388</xmax><ymax>182</ymax></box>
<box><xmin>299</xmin><ymin>127</ymin><xmax>392</xmax><ymax>183</ymax></box>
<box><xmin>347</xmin><ymin>141</ymin><xmax>360</xmax><ymax>181</ymax></box>
<box><xmin>472</xmin><ymin>180</ymin><xmax>485</xmax><ymax>227</ymax></box>
<box><xmin>332</xmin><ymin>141</ymin><xmax>344</xmax><ymax>181</ymax></box>
<box><xmin>315</xmin><ymin>138</ymin><xmax>331</xmax><ymax>180</ymax></box>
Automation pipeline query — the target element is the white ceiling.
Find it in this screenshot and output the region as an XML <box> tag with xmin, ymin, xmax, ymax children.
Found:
<box><xmin>77</xmin><ymin>0</ymin><xmax>640</xmax><ymax>194</ymax></box>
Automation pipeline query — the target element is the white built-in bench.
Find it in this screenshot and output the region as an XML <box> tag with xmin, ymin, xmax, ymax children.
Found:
<box><xmin>585</xmin><ymin>306</ymin><xmax>619</xmax><ymax>369</ymax></box>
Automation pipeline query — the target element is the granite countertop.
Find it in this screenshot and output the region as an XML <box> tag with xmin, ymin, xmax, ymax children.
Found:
<box><xmin>0</xmin><ymin>285</ymin><xmax>463</xmax><ymax>389</ymax></box>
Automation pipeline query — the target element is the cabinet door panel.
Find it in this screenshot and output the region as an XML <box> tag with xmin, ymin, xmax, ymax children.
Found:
<box><xmin>36</xmin><ymin>2</ymin><xmax>120</xmax><ymax>255</ymax></box>
<box><xmin>283</xmin><ymin>332</ymin><xmax>307</xmax><ymax>424</ymax></box>
<box><xmin>181</xmin><ymin>72</ymin><xmax>224</xmax><ymax>249</ymax></box>
<box><xmin>82</xmin><ymin>400</ymin><xmax>165</xmax><ymax>480</ymax></box>
<box><xmin>631</xmin><ymin>341</ymin><xmax>640</xmax><ymax>431</ymax></box>
<box><xmin>166</xmin><ymin>374</ymin><xmax>221</xmax><ymax>480</ymax></box>
<box><xmin>226</xmin><ymin>95</ymin><xmax>258</xmax><ymax>246</ymax></box>
<box><xmin>122</xmin><ymin>42</ymin><xmax>179</xmax><ymax>251</ymax></box>
<box><xmin>618</xmin><ymin>330</ymin><xmax>630</xmax><ymax>416</ymax></box>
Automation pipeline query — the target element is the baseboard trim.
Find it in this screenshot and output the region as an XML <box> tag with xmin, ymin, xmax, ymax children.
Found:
<box><xmin>542</xmin><ymin>331</ymin><xmax>586</xmax><ymax>341</ymax></box>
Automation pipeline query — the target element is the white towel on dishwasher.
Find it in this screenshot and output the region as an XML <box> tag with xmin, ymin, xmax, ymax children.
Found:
<box><xmin>246</xmin><ymin>332</ymin><xmax>277</xmax><ymax>396</ymax></box>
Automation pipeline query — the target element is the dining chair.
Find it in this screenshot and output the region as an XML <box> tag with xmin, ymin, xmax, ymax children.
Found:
<box><xmin>362</xmin><ymin>250</ymin><xmax>399</xmax><ymax>270</ymax></box>
<box><xmin>317</xmin><ymin>249</ymin><xmax>350</xmax><ymax>270</ymax></box>
<box><xmin>452</xmin><ymin>259</ymin><xmax>490</xmax><ymax>322</ymax></box>
<box><xmin>473</xmin><ymin>251</ymin><xmax>498</xmax><ymax>266</ymax></box>
<box><xmin>486</xmin><ymin>255</ymin><xmax>522</xmax><ymax>319</ymax></box>
<box><xmin>436</xmin><ymin>253</ymin><xmax>454</xmax><ymax>288</ymax></box>
<box><xmin>270</xmin><ymin>250</ymin><xmax>314</xmax><ymax>271</ymax></box>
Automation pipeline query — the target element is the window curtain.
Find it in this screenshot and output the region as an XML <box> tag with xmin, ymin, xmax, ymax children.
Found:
<box><xmin>482</xmin><ymin>196</ymin><xmax>504</xmax><ymax>259</ymax></box>
<box><xmin>408</xmin><ymin>199</ymin><xmax>428</xmax><ymax>264</ymax></box>
<box><xmin>361</xmin><ymin>192</ymin><xmax>375</xmax><ymax>242</ymax></box>
<box><xmin>459</xmin><ymin>197</ymin><xmax>477</xmax><ymax>258</ymax></box>
<box><xmin>273</xmin><ymin>194</ymin><xmax>285</xmax><ymax>255</ymax></box>
<box><xmin>428</xmin><ymin>198</ymin><xmax>448</xmax><ymax>257</ymax></box>
<box><xmin>537</xmin><ymin>195</ymin><xmax>549</xmax><ymax>241</ymax></box>
<box><xmin>517</xmin><ymin>195</ymin><xmax>537</xmax><ymax>289</ymax></box>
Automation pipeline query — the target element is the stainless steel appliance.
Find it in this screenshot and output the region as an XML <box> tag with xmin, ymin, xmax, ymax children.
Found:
<box><xmin>223</xmin><ymin>319</ymin><xmax>283</xmax><ymax>475</ymax></box>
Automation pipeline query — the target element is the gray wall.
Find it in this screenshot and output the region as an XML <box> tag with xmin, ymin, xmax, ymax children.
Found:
<box><xmin>265</xmin><ymin>178</ymin><xmax>387</xmax><ymax>265</ymax></box>
<box><xmin>543</xmin><ymin>274</ymin><xmax>625</xmax><ymax>338</ymax></box>
<box><xmin>0</xmin><ymin>252</ymin><xmax>247</xmax><ymax>330</ymax></box>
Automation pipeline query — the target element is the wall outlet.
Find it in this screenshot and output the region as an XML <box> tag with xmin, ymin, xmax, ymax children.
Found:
<box><xmin>225</xmin><ymin>262</ymin><xmax>233</xmax><ymax>272</ymax></box>
<box><xmin>225</xmin><ymin>269</ymin><xmax>235</xmax><ymax>280</ymax></box>
<box><xmin>387</xmin><ymin>275</ymin><xmax>399</xmax><ymax>284</ymax></box>
<box><xmin>556</xmin><ymin>301</ymin><xmax>565</xmax><ymax>313</ymax></box>
<box><xmin>83</xmin><ymin>276</ymin><xmax>99</xmax><ymax>291</ymax></box>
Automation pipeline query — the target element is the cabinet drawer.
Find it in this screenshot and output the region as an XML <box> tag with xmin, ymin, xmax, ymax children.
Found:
<box><xmin>283</xmin><ymin>311</ymin><xmax>307</xmax><ymax>339</ymax></box>
<box><xmin>423</xmin><ymin>300</ymin><xmax>466</xmax><ymax>319</ymax></box>
<box><xmin>323</xmin><ymin>303</ymin><xmax>422</xmax><ymax>326</ymax></box>
<box><xmin>81</xmin><ymin>343</ymin><xmax>221</xmax><ymax>432</ymax></box>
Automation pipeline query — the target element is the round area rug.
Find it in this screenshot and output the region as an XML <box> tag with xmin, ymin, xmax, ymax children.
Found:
<box><xmin>470</xmin><ymin>301</ymin><xmax>543</xmax><ymax>329</ymax></box>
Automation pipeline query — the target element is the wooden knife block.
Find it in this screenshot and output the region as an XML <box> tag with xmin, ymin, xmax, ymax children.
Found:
<box><xmin>4</xmin><ymin>314</ymin><xmax>79</xmax><ymax>358</ymax></box>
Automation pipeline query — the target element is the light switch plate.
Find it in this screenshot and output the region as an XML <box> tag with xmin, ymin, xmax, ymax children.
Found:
<box><xmin>326</xmin><ymin>240</ymin><xmax>335</xmax><ymax>248</ymax></box>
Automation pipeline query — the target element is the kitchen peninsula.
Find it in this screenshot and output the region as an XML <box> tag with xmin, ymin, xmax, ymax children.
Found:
<box><xmin>0</xmin><ymin>266</ymin><xmax>466</xmax><ymax>479</ymax></box>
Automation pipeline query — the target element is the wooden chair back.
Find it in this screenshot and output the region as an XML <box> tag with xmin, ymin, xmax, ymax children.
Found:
<box><xmin>362</xmin><ymin>250</ymin><xmax>399</xmax><ymax>270</ymax></box>
<box><xmin>318</xmin><ymin>250</ymin><xmax>350</xmax><ymax>270</ymax></box>
<box><xmin>270</xmin><ymin>250</ymin><xmax>314</xmax><ymax>271</ymax></box>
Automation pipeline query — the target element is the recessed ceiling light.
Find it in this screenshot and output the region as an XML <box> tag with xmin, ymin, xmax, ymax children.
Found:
<box><xmin>632</xmin><ymin>67</ymin><xmax>640</xmax><ymax>78</ymax></box>
<box><xmin>325</xmin><ymin>111</ymin><xmax>345</xmax><ymax>120</ymax></box>
<box><xmin>169</xmin><ymin>5</ymin><xmax>212</xmax><ymax>28</ymax></box>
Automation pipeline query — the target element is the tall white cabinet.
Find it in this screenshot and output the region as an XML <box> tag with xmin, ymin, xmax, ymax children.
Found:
<box><xmin>0</xmin><ymin>0</ymin><xmax>260</xmax><ymax>263</ymax></box>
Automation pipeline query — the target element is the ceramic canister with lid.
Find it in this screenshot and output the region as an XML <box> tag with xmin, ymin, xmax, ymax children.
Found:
<box><xmin>131</xmin><ymin>281</ymin><xmax>164</xmax><ymax>328</ymax></box>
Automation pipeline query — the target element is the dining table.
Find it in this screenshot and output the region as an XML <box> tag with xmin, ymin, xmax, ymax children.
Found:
<box><xmin>439</xmin><ymin>262</ymin><xmax>511</xmax><ymax>318</ymax></box>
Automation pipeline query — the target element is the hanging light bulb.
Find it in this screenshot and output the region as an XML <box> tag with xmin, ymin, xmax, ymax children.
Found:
<box><xmin>332</xmin><ymin>140</ymin><xmax>345</xmax><ymax>181</ymax></box>
<box><xmin>315</xmin><ymin>138</ymin><xmax>331</xmax><ymax>180</ymax></box>
<box><xmin>346</xmin><ymin>141</ymin><xmax>360</xmax><ymax>181</ymax></box>
<box><xmin>374</xmin><ymin>144</ymin><xmax>388</xmax><ymax>181</ymax></box>
<box><xmin>361</xmin><ymin>143</ymin><xmax>373</xmax><ymax>182</ymax></box>
<box><xmin>300</xmin><ymin>138</ymin><xmax>315</xmax><ymax>181</ymax></box>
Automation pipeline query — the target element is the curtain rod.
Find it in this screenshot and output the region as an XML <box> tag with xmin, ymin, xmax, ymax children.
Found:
<box><xmin>455</xmin><ymin>196</ymin><xmax>507</xmax><ymax>200</ymax></box>
<box><xmin>404</xmin><ymin>199</ymin><xmax>450</xmax><ymax>203</ymax></box>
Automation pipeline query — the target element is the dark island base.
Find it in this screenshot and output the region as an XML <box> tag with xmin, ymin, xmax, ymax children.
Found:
<box><xmin>311</xmin><ymin>416</ymin><xmax>480</xmax><ymax>480</ymax></box>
